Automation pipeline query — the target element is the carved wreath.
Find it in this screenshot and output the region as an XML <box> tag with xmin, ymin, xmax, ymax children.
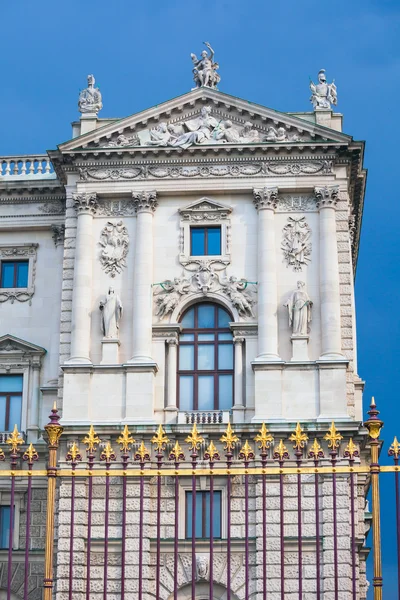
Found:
<box><xmin>99</xmin><ymin>220</ymin><xmax>129</xmax><ymax>277</ymax></box>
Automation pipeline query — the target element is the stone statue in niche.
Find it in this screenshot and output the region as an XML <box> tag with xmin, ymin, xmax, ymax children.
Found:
<box><xmin>196</xmin><ymin>555</ymin><xmax>209</xmax><ymax>580</ymax></box>
<box><xmin>100</xmin><ymin>287</ymin><xmax>123</xmax><ymax>338</ymax></box>
<box><xmin>281</xmin><ymin>216</ymin><xmax>312</xmax><ymax>271</ymax></box>
<box><xmin>284</xmin><ymin>281</ymin><xmax>312</xmax><ymax>336</ymax></box>
<box><xmin>190</xmin><ymin>42</ymin><xmax>220</xmax><ymax>89</ymax></box>
<box><xmin>99</xmin><ymin>220</ymin><xmax>129</xmax><ymax>277</ymax></box>
<box><xmin>310</xmin><ymin>69</ymin><xmax>337</xmax><ymax>110</ymax></box>
<box><xmin>78</xmin><ymin>74</ymin><xmax>103</xmax><ymax>114</ymax></box>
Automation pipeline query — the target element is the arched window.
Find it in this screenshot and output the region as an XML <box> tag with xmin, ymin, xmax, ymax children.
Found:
<box><xmin>178</xmin><ymin>303</ymin><xmax>234</xmax><ymax>411</ymax></box>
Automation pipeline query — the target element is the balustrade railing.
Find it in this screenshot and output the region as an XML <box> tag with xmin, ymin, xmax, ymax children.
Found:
<box><xmin>0</xmin><ymin>155</ymin><xmax>54</xmax><ymax>178</ymax></box>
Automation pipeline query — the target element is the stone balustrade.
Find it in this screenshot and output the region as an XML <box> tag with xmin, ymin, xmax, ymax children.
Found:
<box><xmin>0</xmin><ymin>155</ymin><xmax>54</xmax><ymax>178</ymax></box>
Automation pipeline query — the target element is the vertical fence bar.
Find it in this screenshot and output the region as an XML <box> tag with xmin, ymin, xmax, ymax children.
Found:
<box><xmin>43</xmin><ymin>405</ymin><xmax>64</xmax><ymax>600</ymax></box>
<box><xmin>83</xmin><ymin>425</ymin><xmax>101</xmax><ymax>600</ymax></box>
<box><xmin>169</xmin><ymin>442</ymin><xmax>185</xmax><ymax>600</ymax></box>
<box><xmin>5</xmin><ymin>428</ymin><xmax>22</xmax><ymax>600</ymax></box>
<box><xmin>117</xmin><ymin>426</ymin><xmax>135</xmax><ymax>600</ymax></box>
<box><xmin>290</xmin><ymin>424</ymin><xmax>308</xmax><ymax>600</ymax></box>
<box><xmin>221</xmin><ymin>423</ymin><xmax>238</xmax><ymax>600</ymax></box>
<box><xmin>255</xmin><ymin>423</ymin><xmax>274</xmax><ymax>600</ymax></box>
<box><xmin>239</xmin><ymin>441</ymin><xmax>255</xmax><ymax>600</ymax></box>
<box><xmin>205</xmin><ymin>442</ymin><xmax>219</xmax><ymax>600</ymax></box>
<box><xmin>273</xmin><ymin>440</ymin><xmax>289</xmax><ymax>600</ymax></box>
<box><xmin>364</xmin><ymin>399</ymin><xmax>384</xmax><ymax>600</ymax></box>
<box><xmin>309</xmin><ymin>439</ymin><xmax>324</xmax><ymax>600</ymax></box>
<box><xmin>344</xmin><ymin>439</ymin><xmax>359</xmax><ymax>600</ymax></box>
<box><xmin>134</xmin><ymin>441</ymin><xmax>150</xmax><ymax>600</ymax></box>
<box><xmin>151</xmin><ymin>425</ymin><xmax>169</xmax><ymax>600</ymax></box>
<box><xmin>185</xmin><ymin>424</ymin><xmax>203</xmax><ymax>600</ymax></box>
<box><xmin>66</xmin><ymin>443</ymin><xmax>82</xmax><ymax>600</ymax></box>
<box><xmin>389</xmin><ymin>437</ymin><xmax>400</xmax><ymax>600</ymax></box>
<box><xmin>100</xmin><ymin>442</ymin><xmax>116</xmax><ymax>600</ymax></box>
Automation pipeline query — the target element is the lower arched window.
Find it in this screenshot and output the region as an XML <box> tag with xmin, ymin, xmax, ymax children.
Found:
<box><xmin>178</xmin><ymin>303</ymin><xmax>234</xmax><ymax>411</ymax></box>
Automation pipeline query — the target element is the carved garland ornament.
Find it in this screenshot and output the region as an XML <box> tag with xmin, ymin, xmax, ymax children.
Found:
<box><xmin>99</xmin><ymin>221</ymin><xmax>129</xmax><ymax>277</ymax></box>
<box><xmin>153</xmin><ymin>259</ymin><xmax>257</xmax><ymax>320</ymax></box>
<box><xmin>281</xmin><ymin>216</ymin><xmax>312</xmax><ymax>272</ymax></box>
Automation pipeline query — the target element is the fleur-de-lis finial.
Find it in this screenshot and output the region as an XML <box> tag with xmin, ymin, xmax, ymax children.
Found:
<box><xmin>204</xmin><ymin>440</ymin><xmax>220</xmax><ymax>463</ymax></box>
<box><xmin>100</xmin><ymin>441</ymin><xmax>117</xmax><ymax>463</ymax></box>
<box><xmin>117</xmin><ymin>425</ymin><xmax>135</xmax><ymax>453</ymax></box>
<box><xmin>6</xmin><ymin>425</ymin><xmax>24</xmax><ymax>454</ymax></box>
<box><xmin>289</xmin><ymin>423</ymin><xmax>308</xmax><ymax>450</ymax></box>
<box><xmin>151</xmin><ymin>424</ymin><xmax>170</xmax><ymax>452</ymax></box>
<box><xmin>273</xmin><ymin>439</ymin><xmax>289</xmax><ymax>462</ymax></box>
<box><xmin>220</xmin><ymin>422</ymin><xmax>239</xmax><ymax>452</ymax></box>
<box><xmin>169</xmin><ymin>441</ymin><xmax>185</xmax><ymax>463</ymax></box>
<box><xmin>344</xmin><ymin>438</ymin><xmax>359</xmax><ymax>461</ymax></box>
<box><xmin>254</xmin><ymin>423</ymin><xmax>274</xmax><ymax>451</ymax></box>
<box><xmin>0</xmin><ymin>448</ymin><xmax>5</xmax><ymax>461</ymax></box>
<box><xmin>66</xmin><ymin>442</ymin><xmax>82</xmax><ymax>464</ymax></box>
<box><xmin>239</xmin><ymin>440</ymin><xmax>255</xmax><ymax>462</ymax></box>
<box><xmin>389</xmin><ymin>437</ymin><xmax>400</xmax><ymax>459</ymax></box>
<box><xmin>308</xmin><ymin>438</ymin><xmax>324</xmax><ymax>461</ymax></box>
<box><xmin>23</xmin><ymin>443</ymin><xmax>39</xmax><ymax>464</ymax></box>
<box><xmin>185</xmin><ymin>423</ymin><xmax>204</xmax><ymax>451</ymax></box>
<box><xmin>83</xmin><ymin>425</ymin><xmax>101</xmax><ymax>453</ymax></box>
<box><xmin>324</xmin><ymin>421</ymin><xmax>343</xmax><ymax>450</ymax></box>
<box><xmin>134</xmin><ymin>441</ymin><xmax>151</xmax><ymax>463</ymax></box>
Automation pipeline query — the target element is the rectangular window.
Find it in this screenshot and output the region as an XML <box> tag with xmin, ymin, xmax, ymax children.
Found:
<box><xmin>0</xmin><ymin>375</ymin><xmax>23</xmax><ymax>431</ymax></box>
<box><xmin>190</xmin><ymin>227</ymin><xmax>221</xmax><ymax>256</ymax></box>
<box><xmin>0</xmin><ymin>506</ymin><xmax>11</xmax><ymax>549</ymax></box>
<box><xmin>186</xmin><ymin>491</ymin><xmax>221</xmax><ymax>539</ymax></box>
<box><xmin>0</xmin><ymin>261</ymin><xmax>29</xmax><ymax>288</ymax></box>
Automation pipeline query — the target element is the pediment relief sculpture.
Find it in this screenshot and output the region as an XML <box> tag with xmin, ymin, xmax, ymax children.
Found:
<box><xmin>99</xmin><ymin>221</ymin><xmax>129</xmax><ymax>277</ymax></box>
<box><xmin>154</xmin><ymin>260</ymin><xmax>256</xmax><ymax>320</ymax></box>
<box><xmin>282</xmin><ymin>216</ymin><xmax>312</xmax><ymax>272</ymax></box>
<box><xmin>101</xmin><ymin>106</ymin><xmax>309</xmax><ymax>150</ymax></box>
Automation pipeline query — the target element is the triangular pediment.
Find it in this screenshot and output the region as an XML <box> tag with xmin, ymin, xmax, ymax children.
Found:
<box><xmin>58</xmin><ymin>87</ymin><xmax>351</xmax><ymax>154</ymax></box>
<box><xmin>0</xmin><ymin>334</ymin><xmax>46</xmax><ymax>356</ymax></box>
<box><xmin>179</xmin><ymin>198</ymin><xmax>232</xmax><ymax>221</ymax></box>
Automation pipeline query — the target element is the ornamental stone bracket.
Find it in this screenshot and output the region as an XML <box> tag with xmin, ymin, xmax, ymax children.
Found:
<box><xmin>73</xmin><ymin>192</ymin><xmax>98</xmax><ymax>214</ymax></box>
<box><xmin>153</xmin><ymin>260</ymin><xmax>257</xmax><ymax>321</ymax></box>
<box><xmin>0</xmin><ymin>243</ymin><xmax>38</xmax><ymax>304</ymax></box>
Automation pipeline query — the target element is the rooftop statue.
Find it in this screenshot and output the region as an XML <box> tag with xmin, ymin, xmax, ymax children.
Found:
<box><xmin>190</xmin><ymin>42</ymin><xmax>220</xmax><ymax>89</ymax></box>
<box><xmin>78</xmin><ymin>74</ymin><xmax>103</xmax><ymax>114</ymax></box>
<box><xmin>309</xmin><ymin>69</ymin><xmax>337</xmax><ymax>110</ymax></box>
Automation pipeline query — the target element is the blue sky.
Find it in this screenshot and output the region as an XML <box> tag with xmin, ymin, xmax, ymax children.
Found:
<box><xmin>1</xmin><ymin>0</ymin><xmax>400</xmax><ymax>595</ymax></box>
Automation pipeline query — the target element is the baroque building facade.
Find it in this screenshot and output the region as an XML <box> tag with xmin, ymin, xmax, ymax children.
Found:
<box><xmin>0</xmin><ymin>58</ymin><xmax>370</xmax><ymax>600</ymax></box>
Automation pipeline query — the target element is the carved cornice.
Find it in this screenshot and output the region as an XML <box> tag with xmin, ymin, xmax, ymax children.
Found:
<box><xmin>132</xmin><ymin>190</ymin><xmax>158</xmax><ymax>214</ymax></box>
<box><xmin>314</xmin><ymin>185</ymin><xmax>339</xmax><ymax>209</ymax></box>
<box><xmin>73</xmin><ymin>192</ymin><xmax>98</xmax><ymax>215</ymax></box>
<box><xmin>253</xmin><ymin>187</ymin><xmax>279</xmax><ymax>211</ymax></box>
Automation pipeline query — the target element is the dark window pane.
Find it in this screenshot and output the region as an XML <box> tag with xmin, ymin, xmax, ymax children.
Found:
<box><xmin>218</xmin><ymin>344</ymin><xmax>233</xmax><ymax>370</ymax></box>
<box><xmin>0</xmin><ymin>376</ymin><xmax>23</xmax><ymax>393</ymax></box>
<box><xmin>191</xmin><ymin>228</ymin><xmax>205</xmax><ymax>256</ymax></box>
<box><xmin>0</xmin><ymin>397</ymin><xmax>6</xmax><ymax>430</ymax></box>
<box><xmin>198</xmin><ymin>305</ymin><xmax>215</xmax><ymax>328</ymax></box>
<box><xmin>218</xmin><ymin>333</ymin><xmax>233</xmax><ymax>341</ymax></box>
<box><xmin>197</xmin><ymin>345</ymin><xmax>214</xmax><ymax>370</ymax></box>
<box><xmin>207</xmin><ymin>228</ymin><xmax>221</xmax><ymax>255</ymax></box>
<box><xmin>0</xmin><ymin>506</ymin><xmax>11</xmax><ymax>549</ymax></box>
<box><xmin>1</xmin><ymin>263</ymin><xmax>14</xmax><ymax>288</ymax></box>
<box><xmin>218</xmin><ymin>307</ymin><xmax>231</xmax><ymax>328</ymax></box>
<box><xmin>16</xmin><ymin>262</ymin><xmax>29</xmax><ymax>287</ymax></box>
<box><xmin>179</xmin><ymin>345</ymin><xmax>194</xmax><ymax>370</ymax></box>
<box><xmin>181</xmin><ymin>308</ymin><xmax>194</xmax><ymax>328</ymax></box>
<box><xmin>219</xmin><ymin>375</ymin><xmax>233</xmax><ymax>410</ymax></box>
<box><xmin>198</xmin><ymin>333</ymin><xmax>214</xmax><ymax>341</ymax></box>
<box><xmin>9</xmin><ymin>396</ymin><xmax>22</xmax><ymax>431</ymax></box>
<box><xmin>214</xmin><ymin>492</ymin><xmax>222</xmax><ymax>538</ymax></box>
<box><xmin>180</xmin><ymin>334</ymin><xmax>194</xmax><ymax>342</ymax></box>
<box><xmin>179</xmin><ymin>376</ymin><xmax>194</xmax><ymax>411</ymax></box>
<box><xmin>186</xmin><ymin>492</ymin><xmax>202</xmax><ymax>538</ymax></box>
<box><xmin>198</xmin><ymin>376</ymin><xmax>214</xmax><ymax>410</ymax></box>
<box><xmin>186</xmin><ymin>492</ymin><xmax>221</xmax><ymax>539</ymax></box>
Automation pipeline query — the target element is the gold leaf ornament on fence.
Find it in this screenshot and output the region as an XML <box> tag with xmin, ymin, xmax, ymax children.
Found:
<box><xmin>23</xmin><ymin>443</ymin><xmax>39</xmax><ymax>464</ymax></box>
<box><xmin>239</xmin><ymin>440</ymin><xmax>255</xmax><ymax>462</ymax></box>
<box><xmin>117</xmin><ymin>425</ymin><xmax>135</xmax><ymax>453</ymax></box>
<box><xmin>134</xmin><ymin>441</ymin><xmax>151</xmax><ymax>463</ymax></box>
<box><xmin>389</xmin><ymin>436</ymin><xmax>400</xmax><ymax>459</ymax></box>
<box><xmin>65</xmin><ymin>442</ymin><xmax>82</xmax><ymax>464</ymax></box>
<box><xmin>324</xmin><ymin>421</ymin><xmax>343</xmax><ymax>450</ymax></box>
<box><xmin>289</xmin><ymin>423</ymin><xmax>308</xmax><ymax>450</ymax></box>
<box><xmin>344</xmin><ymin>438</ymin><xmax>359</xmax><ymax>460</ymax></box>
<box><xmin>220</xmin><ymin>422</ymin><xmax>239</xmax><ymax>452</ymax></box>
<box><xmin>83</xmin><ymin>425</ymin><xmax>101</xmax><ymax>453</ymax></box>
<box><xmin>308</xmin><ymin>438</ymin><xmax>324</xmax><ymax>461</ymax></box>
<box><xmin>254</xmin><ymin>422</ymin><xmax>274</xmax><ymax>451</ymax></box>
<box><xmin>151</xmin><ymin>424</ymin><xmax>170</xmax><ymax>452</ymax></box>
<box><xmin>100</xmin><ymin>441</ymin><xmax>117</xmax><ymax>463</ymax></box>
<box><xmin>6</xmin><ymin>425</ymin><xmax>24</xmax><ymax>454</ymax></box>
<box><xmin>273</xmin><ymin>439</ymin><xmax>289</xmax><ymax>462</ymax></box>
<box><xmin>185</xmin><ymin>423</ymin><xmax>204</xmax><ymax>451</ymax></box>
<box><xmin>204</xmin><ymin>440</ymin><xmax>220</xmax><ymax>462</ymax></box>
<box><xmin>169</xmin><ymin>440</ymin><xmax>185</xmax><ymax>462</ymax></box>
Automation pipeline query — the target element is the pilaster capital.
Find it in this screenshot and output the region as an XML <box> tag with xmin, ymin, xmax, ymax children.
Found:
<box><xmin>132</xmin><ymin>190</ymin><xmax>158</xmax><ymax>214</ymax></box>
<box><xmin>314</xmin><ymin>185</ymin><xmax>339</xmax><ymax>209</ymax></box>
<box><xmin>253</xmin><ymin>187</ymin><xmax>278</xmax><ymax>211</ymax></box>
<box><xmin>72</xmin><ymin>192</ymin><xmax>98</xmax><ymax>215</ymax></box>
<box><xmin>167</xmin><ymin>337</ymin><xmax>178</xmax><ymax>346</ymax></box>
<box><xmin>234</xmin><ymin>336</ymin><xmax>245</xmax><ymax>345</ymax></box>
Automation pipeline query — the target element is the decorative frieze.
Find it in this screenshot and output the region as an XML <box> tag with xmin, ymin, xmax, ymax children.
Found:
<box><xmin>72</xmin><ymin>192</ymin><xmax>98</xmax><ymax>214</ymax></box>
<box><xmin>99</xmin><ymin>221</ymin><xmax>129</xmax><ymax>277</ymax></box>
<box><xmin>281</xmin><ymin>216</ymin><xmax>312</xmax><ymax>272</ymax></box>
<box><xmin>132</xmin><ymin>190</ymin><xmax>158</xmax><ymax>214</ymax></box>
<box><xmin>96</xmin><ymin>199</ymin><xmax>136</xmax><ymax>217</ymax></box>
<box><xmin>277</xmin><ymin>195</ymin><xmax>316</xmax><ymax>212</ymax></box>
